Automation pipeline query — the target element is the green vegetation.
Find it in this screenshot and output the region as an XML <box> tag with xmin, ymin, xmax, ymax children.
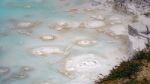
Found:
<box><xmin>126</xmin><ymin>79</ymin><xmax>138</xmax><ymax>84</ymax></box>
<box><xmin>101</xmin><ymin>61</ymin><xmax>141</xmax><ymax>81</ymax></box>
<box><xmin>97</xmin><ymin>50</ymin><xmax>150</xmax><ymax>84</ymax></box>
<box><xmin>132</xmin><ymin>51</ymin><xmax>150</xmax><ymax>61</ymax></box>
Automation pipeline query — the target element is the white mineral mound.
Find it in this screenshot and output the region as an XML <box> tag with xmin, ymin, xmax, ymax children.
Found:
<box><xmin>85</xmin><ymin>21</ymin><xmax>105</xmax><ymax>29</ymax></box>
<box><xmin>32</xmin><ymin>47</ymin><xmax>65</xmax><ymax>56</ymax></box>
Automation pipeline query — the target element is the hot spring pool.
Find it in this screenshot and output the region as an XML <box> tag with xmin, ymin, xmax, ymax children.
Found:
<box><xmin>0</xmin><ymin>0</ymin><xmax>136</xmax><ymax>84</ymax></box>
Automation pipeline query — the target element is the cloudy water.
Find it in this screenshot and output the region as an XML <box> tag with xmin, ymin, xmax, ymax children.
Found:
<box><xmin>0</xmin><ymin>0</ymin><xmax>137</xmax><ymax>84</ymax></box>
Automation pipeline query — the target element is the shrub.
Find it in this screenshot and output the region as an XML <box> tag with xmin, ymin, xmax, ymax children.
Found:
<box><xmin>101</xmin><ymin>61</ymin><xmax>141</xmax><ymax>82</ymax></box>
<box><xmin>132</xmin><ymin>51</ymin><xmax>150</xmax><ymax>61</ymax></box>
<box><xmin>126</xmin><ymin>78</ymin><xmax>150</xmax><ymax>84</ymax></box>
<box><xmin>126</xmin><ymin>79</ymin><xmax>138</xmax><ymax>84</ymax></box>
<box><xmin>97</xmin><ymin>50</ymin><xmax>150</xmax><ymax>84</ymax></box>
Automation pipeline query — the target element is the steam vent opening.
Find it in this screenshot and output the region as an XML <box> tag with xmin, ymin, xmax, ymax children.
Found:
<box><xmin>0</xmin><ymin>0</ymin><xmax>150</xmax><ymax>84</ymax></box>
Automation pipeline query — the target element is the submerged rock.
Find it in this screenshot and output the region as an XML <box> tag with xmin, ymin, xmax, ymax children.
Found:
<box><xmin>11</xmin><ymin>72</ymin><xmax>28</xmax><ymax>80</ymax></box>
<box><xmin>0</xmin><ymin>66</ymin><xmax>10</xmax><ymax>76</ymax></box>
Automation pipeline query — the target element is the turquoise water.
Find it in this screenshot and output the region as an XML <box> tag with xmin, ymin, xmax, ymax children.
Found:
<box><xmin>0</xmin><ymin>0</ymin><xmax>131</xmax><ymax>84</ymax></box>
<box><xmin>0</xmin><ymin>1</ymin><xmax>90</xmax><ymax>84</ymax></box>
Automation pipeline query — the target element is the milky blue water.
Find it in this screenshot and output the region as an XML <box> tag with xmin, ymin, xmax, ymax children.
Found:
<box><xmin>0</xmin><ymin>0</ymin><xmax>90</xmax><ymax>84</ymax></box>
<box><xmin>0</xmin><ymin>0</ymin><xmax>131</xmax><ymax>84</ymax></box>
